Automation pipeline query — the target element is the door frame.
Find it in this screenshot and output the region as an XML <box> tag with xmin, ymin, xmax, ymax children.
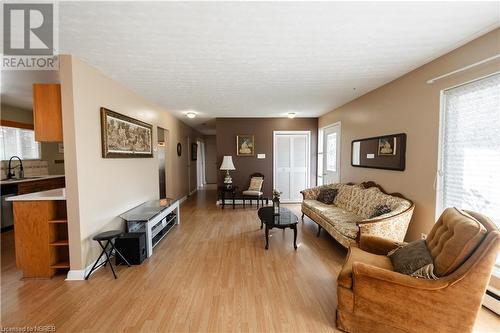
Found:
<box><xmin>273</xmin><ymin>130</ymin><xmax>311</xmax><ymax>203</ymax></box>
<box><xmin>319</xmin><ymin>122</ymin><xmax>341</xmax><ymax>185</ymax></box>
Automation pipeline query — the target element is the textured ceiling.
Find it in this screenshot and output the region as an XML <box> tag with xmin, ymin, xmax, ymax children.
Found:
<box><xmin>4</xmin><ymin>2</ymin><xmax>499</xmax><ymax>134</ymax></box>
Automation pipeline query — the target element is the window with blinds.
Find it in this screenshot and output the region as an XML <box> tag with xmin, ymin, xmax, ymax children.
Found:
<box><xmin>0</xmin><ymin>126</ymin><xmax>41</xmax><ymax>160</ymax></box>
<box><xmin>438</xmin><ymin>73</ymin><xmax>500</xmax><ymax>232</ymax></box>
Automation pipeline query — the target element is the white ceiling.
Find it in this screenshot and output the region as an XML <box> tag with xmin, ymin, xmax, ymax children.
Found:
<box><xmin>3</xmin><ymin>2</ymin><xmax>499</xmax><ymax>134</ymax></box>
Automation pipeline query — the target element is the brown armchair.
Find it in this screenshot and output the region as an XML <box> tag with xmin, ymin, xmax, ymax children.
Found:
<box><xmin>336</xmin><ymin>208</ymin><xmax>500</xmax><ymax>333</ymax></box>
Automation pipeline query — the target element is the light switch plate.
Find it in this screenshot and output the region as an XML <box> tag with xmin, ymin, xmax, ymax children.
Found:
<box><xmin>367</xmin><ymin>153</ymin><xmax>375</xmax><ymax>159</ymax></box>
<box><xmin>257</xmin><ymin>154</ymin><xmax>266</xmax><ymax>159</ymax></box>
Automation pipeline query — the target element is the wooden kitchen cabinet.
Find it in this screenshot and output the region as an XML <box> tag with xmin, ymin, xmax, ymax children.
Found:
<box><xmin>32</xmin><ymin>84</ymin><xmax>63</xmax><ymax>142</ymax></box>
<box><xmin>17</xmin><ymin>177</ymin><xmax>65</xmax><ymax>194</ymax></box>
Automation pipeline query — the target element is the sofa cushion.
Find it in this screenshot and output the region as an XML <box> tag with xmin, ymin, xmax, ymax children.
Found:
<box><xmin>302</xmin><ymin>199</ymin><xmax>334</xmax><ymax>215</ymax></box>
<box><xmin>354</xmin><ymin>187</ymin><xmax>411</xmax><ymax>219</ymax></box>
<box><xmin>338</xmin><ymin>246</ymin><xmax>393</xmax><ymax>289</ymax></box>
<box><xmin>426</xmin><ymin>207</ymin><xmax>487</xmax><ymax>277</ymax></box>
<box><xmin>317</xmin><ymin>188</ymin><xmax>338</xmax><ymax>204</ymax></box>
<box><xmin>370</xmin><ymin>204</ymin><xmax>392</xmax><ymax>218</ymax></box>
<box><xmin>321</xmin><ymin>208</ymin><xmax>362</xmax><ymax>239</ymax></box>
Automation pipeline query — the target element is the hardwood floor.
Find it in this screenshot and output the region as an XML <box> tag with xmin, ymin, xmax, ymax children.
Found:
<box><xmin>1</xmin><ymin>189</ymin><xmax>499</xmax><ymax>332</ymax></box>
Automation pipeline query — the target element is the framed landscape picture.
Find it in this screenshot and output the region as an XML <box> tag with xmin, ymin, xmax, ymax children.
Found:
<box><xmin>236</xmin><ymin>135</ymin><xmax>255</xmax><ymax>156</ymax></box>
<box><xmin>100</xmin><ymin>107</ymin><xmax>153</xmax><ymax>158</ymax></box>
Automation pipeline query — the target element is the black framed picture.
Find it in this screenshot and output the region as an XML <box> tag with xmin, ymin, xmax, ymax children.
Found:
<box><xmin>191</xmin><ymin>143</ymin><xmax>198</xmax><ymax>161</ymax></box>
<box><xmin>177</xmin><ymin>143</ymin><xmax>182</xmax><ymax>156</ymax></box>
<box><xmin>100</xmin><ymin>107</ymin><xmax>153</xmax><ymax>158</ymax></box>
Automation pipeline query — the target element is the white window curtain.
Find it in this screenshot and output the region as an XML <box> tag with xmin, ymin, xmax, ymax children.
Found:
<box><xmin>438</xmin><ymin>73</ymin><xmax>500</xmax><ymax>231</ymax></box>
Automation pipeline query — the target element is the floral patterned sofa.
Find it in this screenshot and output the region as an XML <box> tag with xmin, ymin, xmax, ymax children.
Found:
<box><xmin>300</xmin><ymin>182</ymin><xmax>414</xmax><ymax>247</ymax></box>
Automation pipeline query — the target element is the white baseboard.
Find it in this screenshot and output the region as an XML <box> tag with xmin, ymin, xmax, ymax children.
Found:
<box><xmin>66</xmin><ymin>254</ymin><xmax>108</xmax><ymax>281</ymax></box>
<box><xmin>179</xmin><ymin>195</ymin><xmax>188</xmax><ymax>204</ymax></box>
<box><xmin>483</xmin><ymin>286</ymin><xmax>500</xmax><ymax>315</ymax></box>
<box><xmin>188</xmin><ymin>189</ymin><xmax>197</xmax><ymax>196</ymax></box>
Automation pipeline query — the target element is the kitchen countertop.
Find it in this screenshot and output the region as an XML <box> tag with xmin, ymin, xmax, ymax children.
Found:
<box><xmin>0</xmin><ymin>174</ymin><xmax>65</xmax><ymax>185</ymax></box>
<box><xmin>7</xmin><ymin>188</ymin><xmax>66</xmax><ymax>201</ymax></box>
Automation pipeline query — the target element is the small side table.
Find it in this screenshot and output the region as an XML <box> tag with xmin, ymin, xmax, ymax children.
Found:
<box><xmin>218</xmin><ymin>185</ymin><xmax>238</xmax><ymax>209</ymax></box>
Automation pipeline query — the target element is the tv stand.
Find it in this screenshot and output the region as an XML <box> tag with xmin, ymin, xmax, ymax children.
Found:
<box><xmin>119</xmin><ymin>198</ymin><xmax>180</xmax><ymax>257</ymax></box>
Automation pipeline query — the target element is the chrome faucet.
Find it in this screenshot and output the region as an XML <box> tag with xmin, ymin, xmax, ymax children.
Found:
<box><xmin>7</xmin><ymin>156</ymin><xmax>24</xmax><ymax>179</ymax></box>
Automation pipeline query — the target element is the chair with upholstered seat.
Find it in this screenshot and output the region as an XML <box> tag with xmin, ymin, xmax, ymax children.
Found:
<box><xmin>242</xmin><ymin>173</ymin><xmax>265</xmax><ymax>208</ymax></box>
<box><xmin>336</xmin><ymin>207</ymin><xmax>500</xmax><ymax>333</ymax></box>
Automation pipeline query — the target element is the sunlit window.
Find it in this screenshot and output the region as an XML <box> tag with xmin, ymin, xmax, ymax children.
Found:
<box><xmin>438</xmin><ymin>73</ymin><xmax>500</xmax><ymax>265</ymax></box>
<box><xmin>0</xmin><ymin>126</ymin><xmax>41</xmax><ymax>160</ymax></box>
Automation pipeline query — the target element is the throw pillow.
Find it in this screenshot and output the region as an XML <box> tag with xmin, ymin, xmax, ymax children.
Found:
<box><xmin>248</xmin><ymin>177</ymin><xmax>264</xmax><ymax>191</ymax></box>
<box><xmin>370</xmin><ymin>204</ymin><xmax>392</xmax><ymax>218</ymax></box>
<box><xmin>388</xmin><ymin>240</ymin><xmax>438</xmax><ymax>280</ymax></box>
<box><xmin>317</xmin><ymin>188</ymin><xmax>338</xmax><ymax>204</ymax></box>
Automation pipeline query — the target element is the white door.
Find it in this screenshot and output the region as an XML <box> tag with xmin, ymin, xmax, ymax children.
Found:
<box><xmin>274</xmin><ymin>131</ymin><xmax>310</xmax><ymax>203</ymax></box>
<box><xmin>322</xmin><ymin>123</ymin><xmax>341</xmax><ymax>184</ymax></box>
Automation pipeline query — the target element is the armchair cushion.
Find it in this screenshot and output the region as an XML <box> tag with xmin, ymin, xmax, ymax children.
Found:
<box><xmin>388</xmin><ymin>240</ymin><xmax>437</xmax><ymax>279</ymax></box>
<box><xmin>338</xmin><ymin>246</ymin><xmax>393</xmax><ymax>289</ymax></box>
<box><xmin>242</xmin><ymin>190</ymin><xmax>263</xmax><ymax>196</ymax></box>
<box><xmin>248</xmin><ymin>177</ymin><xmax>264</xmax><ymax>191</ymax></box>
<box><xmin>426</xmin><ymin>208</ymin><xmax>486</xmax><ymax>277</ymax></box>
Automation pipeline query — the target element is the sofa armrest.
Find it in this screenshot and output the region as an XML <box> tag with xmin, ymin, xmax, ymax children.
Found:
<box><xmin>353</xmin><ymin>262</ymin><xmax>449</xmax><ymax>291</ymax></box>
<box><xmin>356</xmin><ymin>205</ymin><xmax>415</xmax><ymax>242</ymax></box>
<box><xmin>300</xmin><ymin>186</ymin><xmax>321</xmax><ymax>200</ymax></box>
<box><xmin>358</xmin><ymin>235</ymin><xmax>403</xmax><ymax>255</ymax></box>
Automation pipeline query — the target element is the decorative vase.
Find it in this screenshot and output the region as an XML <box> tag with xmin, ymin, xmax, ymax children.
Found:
<box><xmin>272</xmin><ymin>189</ymin><xmax>281</xmax><ymax>216</ymax></box>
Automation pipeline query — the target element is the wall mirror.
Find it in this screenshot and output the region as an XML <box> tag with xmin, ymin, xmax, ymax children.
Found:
<box><xmin>351</xmin><ymin>133</ymin><xmax>406</xmax><ymax>171</ymax></box>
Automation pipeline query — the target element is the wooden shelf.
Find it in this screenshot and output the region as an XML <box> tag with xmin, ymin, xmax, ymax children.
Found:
<box><xmin>49</xmin><ymin>219</ymin><xmax>67</xmax><ymax>224</ymax></box>
<box><xmin>50</xmin><ymin>261</ymin><xmax>69</xmax><ymax>269</ymax></box>
<box><xmin>49</xmin><ymin>240</ymin><xmax>68</xmax><ymax>246</ymax></box>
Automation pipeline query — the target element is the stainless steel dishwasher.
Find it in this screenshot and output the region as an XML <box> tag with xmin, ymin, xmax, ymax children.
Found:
<box><xmin>1</xmin><ymin>186</ymin><xmax>17</xmax><ymax>230</ymax></box>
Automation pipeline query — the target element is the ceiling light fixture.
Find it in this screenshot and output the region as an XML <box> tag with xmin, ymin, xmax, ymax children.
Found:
<box><xmin>186</xmin><ymin>111</ymin><xmax>196</xmax><ymax>119</ymax></box>
<box><xmin>288</xmin><ymin>112</ymin><xmax>296</xmax><ymax>119</ymax></box>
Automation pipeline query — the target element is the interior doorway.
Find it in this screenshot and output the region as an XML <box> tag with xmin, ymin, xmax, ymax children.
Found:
<box><xmin>196</xmin><ymin>140</ymin><xmax>206</xmax><ymax>189</ymax></box>
<box><xmin>157</xmin><ymin>127</ymin><xmax>167</xmax><ymax>199</ymax></box>
<box><xmin>273</xmin><ymin>131</ymin><xmax>311</xmax><ymax>203</ymax></box>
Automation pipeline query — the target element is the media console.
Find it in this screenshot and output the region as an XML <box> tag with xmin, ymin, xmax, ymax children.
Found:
<box><xmin>119</xmin><ymin>198</ymin><xmax>180</xmax><ymax>257</ymax></box>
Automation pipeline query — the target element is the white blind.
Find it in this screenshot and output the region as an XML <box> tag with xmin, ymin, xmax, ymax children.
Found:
<box><xmin>439</xmin><ymin>73</ymin><xmax>500</xmax><ymax>228</ymax></box>
<box><xmin>0</xmin><ymin>126</ymin><xmax>41</xmax><ymax>160</ymax></box>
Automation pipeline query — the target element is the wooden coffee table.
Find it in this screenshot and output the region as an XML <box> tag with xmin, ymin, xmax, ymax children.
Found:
<box><xmin>257</xmin><ymin>207</ymin><xmax>298</xmax><ymax>250</ymax></box>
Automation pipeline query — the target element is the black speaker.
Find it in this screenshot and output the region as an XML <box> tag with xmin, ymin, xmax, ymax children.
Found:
<box><xmin>115</xmin><ymin>232</ymin><xmax>146</xmax><ymax>265</ymax></box>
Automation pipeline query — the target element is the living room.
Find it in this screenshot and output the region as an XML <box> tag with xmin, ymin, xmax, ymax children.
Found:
<box><xmin>1</xmin><ymin>1</ymin><xmax>499</xmax><ymax>332</ymax></box>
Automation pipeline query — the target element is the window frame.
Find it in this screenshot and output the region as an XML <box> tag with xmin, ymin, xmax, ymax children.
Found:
<box><xmin>0</xmin><ymin>120</ymin><xmax>42</xmax><ymax>161</ymax></box>
<box><xmin>435</xmin><ymin>71</ymin><xmax>500</xmax><ymax>219</ymax></box>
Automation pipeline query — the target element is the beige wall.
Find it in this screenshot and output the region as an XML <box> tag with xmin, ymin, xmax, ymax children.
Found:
<box><xmin>319</xmin><ymin>28</ymin><xmax>500</xmax><ymax>241</ymax></box>
<box><xmin>59</xmin><ymin>55</ymin><xmax>202</xmax><ymax>270</ymax></box>
<box><xmin>1</xmin><ymin>104</ymin><xmax>64</xmax><ymax>174</ymax></box>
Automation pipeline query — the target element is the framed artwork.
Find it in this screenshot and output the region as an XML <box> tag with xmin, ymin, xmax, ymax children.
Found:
<box><xmin>378</xmin><ymin>136</ymin><xmax>397</xmax><ymax>156</ymax></box>
<box><xmin>351</xmin><ymin>133</ymin><xmax>406</xmax><ymax>171</ymax></box>
<box><xmin>177</xmin><ymin>143</ymin><xmax>182</xmax><ymax>156</ymax></box>
<box><xmin>191</xmin><ymin>143</ymin><xmax>198</xmax><ymax>161</ymax></box>
<box><xmin>100</xmin><ymin>107</ymin><xmax>153</xmax><ymax>158</ymax></box>
<box><xmin>236</xmin><ymin>135</ymin><xmax>255</xmax><ymax>156</ymax></box>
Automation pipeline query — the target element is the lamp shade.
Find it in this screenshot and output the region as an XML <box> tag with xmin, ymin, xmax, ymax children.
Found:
<box><xmin>220</xmin><ymin>156</ymin><xmax>235</xmax><ymax>170</ymax></box>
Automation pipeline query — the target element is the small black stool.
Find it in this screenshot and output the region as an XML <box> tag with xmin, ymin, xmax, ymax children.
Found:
<box><xmin>85</xmin><ymin>230</ymin><xmax>131</xmax><ymax>280</ymax></box>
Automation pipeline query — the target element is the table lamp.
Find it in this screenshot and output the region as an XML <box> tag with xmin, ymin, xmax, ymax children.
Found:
<box><xmin>220</xmin><ymin>156</ymin><xmax>235</xmax><ymax>186</ymax></box>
